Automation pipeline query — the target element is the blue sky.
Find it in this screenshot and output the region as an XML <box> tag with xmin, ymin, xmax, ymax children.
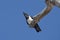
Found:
<box><xmin>0</xmin><ymin>0</ymin><xmax>60</xmax><ymax>40</ymax></box>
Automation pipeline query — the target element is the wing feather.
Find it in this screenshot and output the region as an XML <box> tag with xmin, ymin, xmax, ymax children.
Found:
<box><xmin>33</xmin><ymin>1</ymin><xmax>53</xmax><ymax>24</ymax></box>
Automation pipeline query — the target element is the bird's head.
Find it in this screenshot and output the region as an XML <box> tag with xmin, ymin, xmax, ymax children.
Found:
<box><xmin>23</xmin><ymin>12</ymin><xmax>29</xmax><ymax>19</ymax></box>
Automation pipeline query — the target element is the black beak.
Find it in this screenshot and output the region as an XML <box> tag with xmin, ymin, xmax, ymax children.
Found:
<box><xmin>23</xmin><ymin>12</ymin><xmax>29</xmax><ymax>19</ymax></box>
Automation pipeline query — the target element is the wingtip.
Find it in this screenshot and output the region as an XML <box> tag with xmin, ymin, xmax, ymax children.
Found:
<box><xmin>36</xmin><ymin>29</ymin><xmax>42</xmax><ymax>32</ymax></box>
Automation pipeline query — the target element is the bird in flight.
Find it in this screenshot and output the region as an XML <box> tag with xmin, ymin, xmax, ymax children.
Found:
<box><xmin>23</xmin><ymin>0</ymin><xmax>60</xmax><ymax>32</ymax></box>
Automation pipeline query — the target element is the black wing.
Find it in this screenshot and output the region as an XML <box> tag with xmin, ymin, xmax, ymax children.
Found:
<box><xmin>34</xmin><ymin>23</ymin><xmax>41</xmax><ymax>32</ymax></box>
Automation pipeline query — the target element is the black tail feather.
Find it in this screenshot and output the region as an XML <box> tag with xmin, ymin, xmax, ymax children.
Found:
<box><xmin>34</xmin><ymin>24</ymin><xmax>41</xmax><ymax>32</ymax></box>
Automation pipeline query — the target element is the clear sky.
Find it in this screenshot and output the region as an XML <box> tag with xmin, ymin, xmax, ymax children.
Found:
<box><xmin>0</xmin><ymin>0</ymin><xmax>60</xmax><ymax>40</ymax></box>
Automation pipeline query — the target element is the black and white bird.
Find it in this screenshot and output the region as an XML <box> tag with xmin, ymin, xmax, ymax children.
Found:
<box><xmin>23</xmin><ymin>0</ymin><xmax>60</xmax><ymax>32</ymax></box>
<box><xmin>23</xmin><ymin>12</ymin><xmax>41</xmax><ymax>32</ymax></box>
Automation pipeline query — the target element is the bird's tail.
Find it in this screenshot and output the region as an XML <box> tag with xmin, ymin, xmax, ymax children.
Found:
<box><xmin>34</xmin><ymin>24</ymin><xmax>41</xmax><ymax>32</ymax></box>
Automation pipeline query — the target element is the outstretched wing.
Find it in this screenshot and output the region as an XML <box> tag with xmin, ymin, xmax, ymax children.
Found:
<box><xmin>33</xmin><ymin>1</ymin><xmax>53</xmax><ymax>24</ymax></box>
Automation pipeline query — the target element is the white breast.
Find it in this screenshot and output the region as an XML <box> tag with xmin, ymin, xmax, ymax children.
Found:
<box><xmin>27</xmin><ymin>16</ymin><xmax>33</xmax><ymax>24</ymax></box>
